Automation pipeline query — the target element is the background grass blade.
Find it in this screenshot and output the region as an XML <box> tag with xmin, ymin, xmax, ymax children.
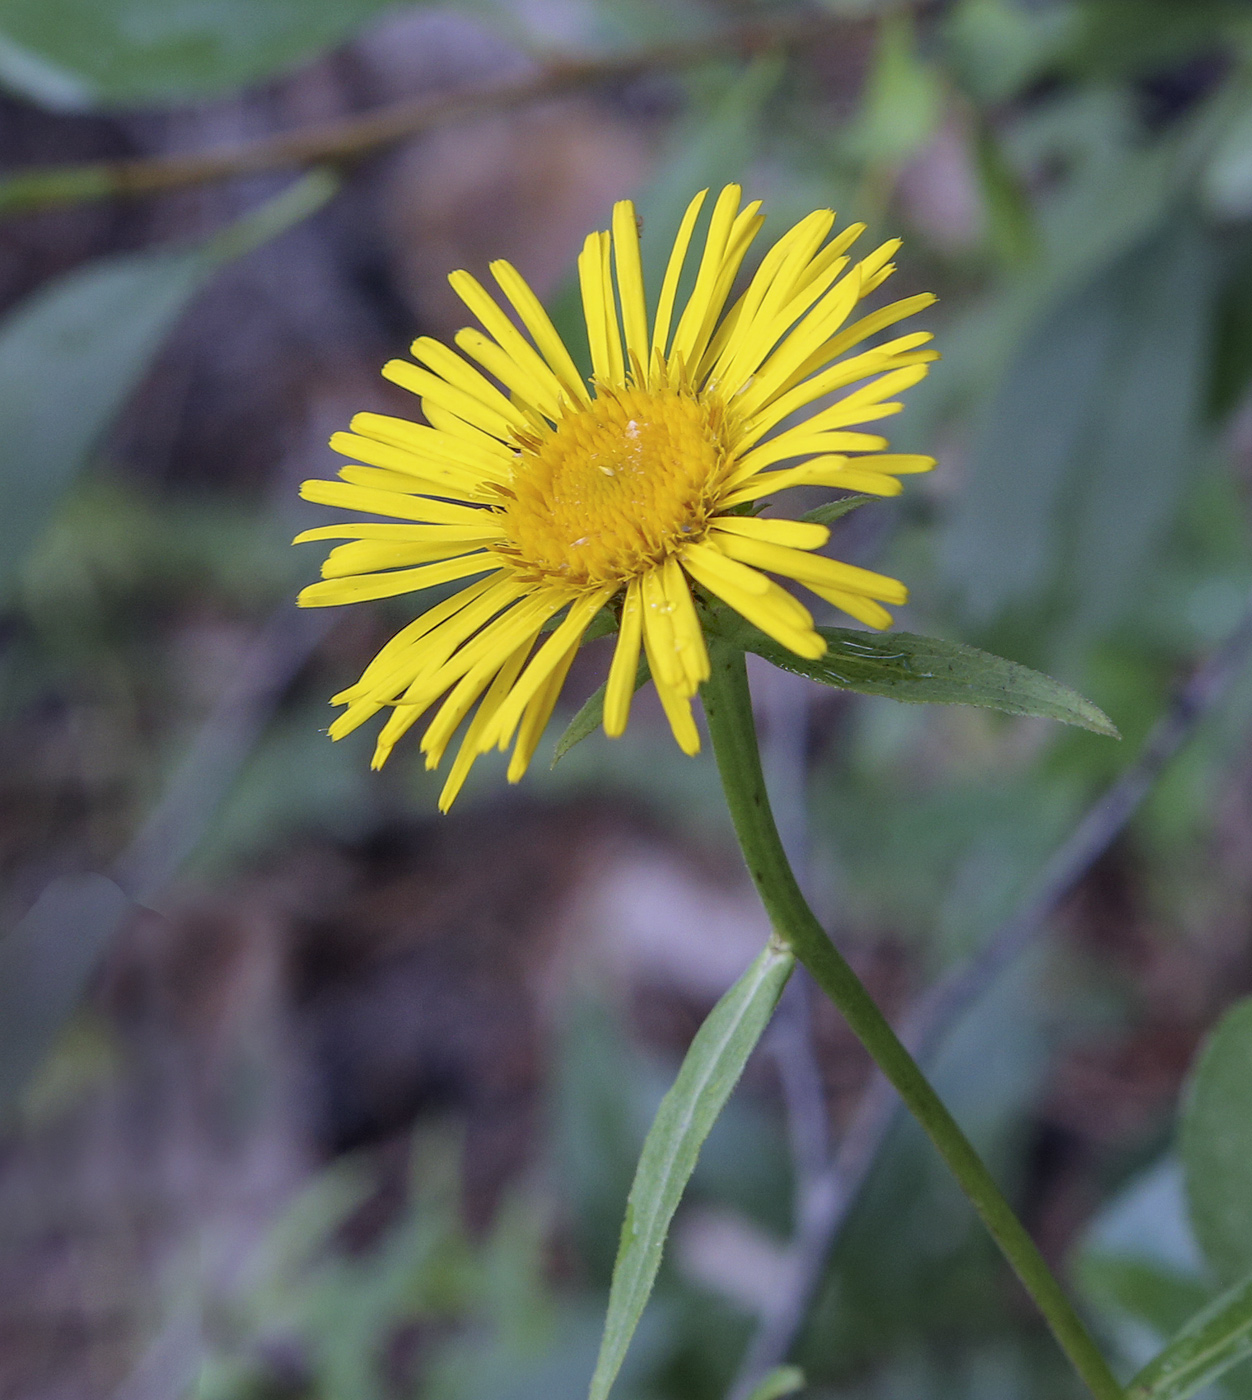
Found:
<box><xmin>587</xmin><ymin>943</ymin><xmax>795</xmax><ymax>1400</ymax></box>
<box><xmin>1128</xmin><ymin>1267</ymin><xmax>1252</xmax><ymax>1399</ymax></box>
<box><xmin>0</xmin><ymin>874</ymin><xmax>133</xmax><ymax>1125</ymax></box>
<box><xmin>744</xmin><ymin>1365</ymin><xmax>806</xmax><ymax>1400</ymax></box>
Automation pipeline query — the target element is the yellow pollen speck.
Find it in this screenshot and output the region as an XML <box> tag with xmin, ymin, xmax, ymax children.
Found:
<box><xmin>491</xmin><ymin>384</ymin><xmax>731</xmax><ymax>587</ymax></box>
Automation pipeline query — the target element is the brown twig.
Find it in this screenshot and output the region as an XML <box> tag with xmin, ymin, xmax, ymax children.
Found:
<box><xmin>0</xmin><ymin>15</ymin><xmax>836</xmax><ymax>218</ymax></box>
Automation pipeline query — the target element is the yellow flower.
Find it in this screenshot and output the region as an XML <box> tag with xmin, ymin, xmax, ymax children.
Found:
<box><xmin>296</xmin><ymin>184</ymin><xmax>937</xmax><ymax>809</ymax></box>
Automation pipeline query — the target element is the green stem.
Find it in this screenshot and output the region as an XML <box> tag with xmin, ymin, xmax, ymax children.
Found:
<box><xmin>701</xmin><ymin>638</ymin><xmax>1124</xmax><ymax>1400</ymax></box>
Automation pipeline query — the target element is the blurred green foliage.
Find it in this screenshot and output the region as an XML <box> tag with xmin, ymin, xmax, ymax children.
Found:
<box><xmin>0</xmin><ymin>0</ymin><xmax>411</xmax><ymax>108</ymax></box>
<box><xmin>5</xmin><ymin>0</ymin><xmax>1252</xmax><ymax>1396</ymax></box>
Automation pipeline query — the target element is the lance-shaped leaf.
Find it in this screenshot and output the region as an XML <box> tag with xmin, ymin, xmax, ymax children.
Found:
<box><xmin>713</xmin><ymin>612</ymin><xmax>1118</xmax><ymax>737</ymax></box>
<box><xmin>587</xmin><ymin>943</ymin><xmax>794</xmax><ymax>1400</ymax></box>
<box><xmin>0</xmin><ymin>170</ymin><xmax>335</xmax><ymax>601</ymax></box>
<box><xmin>800</xmin><ymin>494</ymin><xmax>876</xmax><ymax>527</ymax></box>
<box><xmin>1127</xmin><ymin>1266</ymin><xmax>1252</xmax><ymax>1400</ymax></box>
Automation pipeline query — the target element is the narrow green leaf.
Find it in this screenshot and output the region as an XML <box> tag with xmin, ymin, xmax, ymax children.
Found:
<box><xmin>800</xmin><ymin>494</ymin><xmax>876</xmax><ymax>527</ymax></box>
<box><xmin>1182</xmin><ymin>997</ymin><xmax>1252</xmax><ymax>1285</ymax></box>
<box><xmin>714</xmin><ymin>613</ymin><xmax>1119</xmax><ymax>737</ymax></box>
<box><xmin>587</xmin><ymin>944</ymin><xmax>794</xmax><ymax>1400</ymax></box>
<box><xmin>551</xmin><ymin>655</ymin><xmax>649</xmax><ymax>767</ymax></box>
<box><xmin>0</xmin><ymin>874</ymin><xmax>133</xmax><ymax>1125</ymax></box>
<box><xmin>1128</xmin><ymin>1267</ymin><xmax>1252</xmax><ymax>1400</ymax></box>
<box><xmin>745</xmin><ymin>1365</ymin><xmax>806</xmax><ymax>1400</ymax></box>
<box><xmin>0</xmin><ymin>171</ymin><xmax>334</xmax><ymax>601</ymax></box>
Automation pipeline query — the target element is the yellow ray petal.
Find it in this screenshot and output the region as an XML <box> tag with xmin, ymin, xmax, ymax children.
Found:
<box><xmin>478</xmin><ymin>588</ymin><xmax>614</xmax><ymax>752</ymax></box>
<box><xmin>681</xmin><ymin>546</ymin><xmax>824</xmax><ymax>659</ymax></box>
<box><xmin>411</xmin><ymin>336</ymin><xmax>534</xmax><ymax>430</ymax></box>
<box><xmin>612</xmin><ymin>199</ymin><xmax>649</xmax><ymax>370</ymax></box>
<box><xmin>660</xmin><ymin>554</ymin><xmax>709</xmax><ymax>689</ymax></box>
<box><xmin>454</xmin><ymin>327</ymin><xmax>560</xmax><ymax>422</ymax></box>
<box><xmin>349</xmin><ymin>410</ymin><xmax>514</xmax><ymax>472</ymax></box>
<box><xmin>319</xmin><ymin>535</ymin><xmax>500</xmax><ymax>578</ymax></box>
<box><xmin>604</xmin><ymin>577</ymin><xmax>643</xmax><ymax>737</ymax></box>
<box><xmin>295</xmin><ymin>521</ymin><xmax>497</xmax><ymax>544</ymax></box>
<box><xmin>805</xmin><ymin>583</ymin><xmax>895</xmax><ymax>630</ymax></box>
<box><xmin>507</xmin><ymin>637</ymin><xmax>581</xmax><ymax>782</ymax></box>
<box><xmin>642</xmin><ymin>622</ymin><xmax>701</xmax><ymax>755</ymax></box>
<box><xmin>436</xmin><ymin>638</ymin><xmax>533</xmax><ymax>811</ymax></box>
<box><xmin>640</xmin><ymin>565</ymin><xmax>685</xmax><ymax>693</ymax></box>
<box><xmin>329</xmin><ymin>430</ymin><xmax>490</xmax><ymax>493</ymax></box>
<box><xmin>298</xmin><ymin>478</ymin><xmax>497</xmax><ymax>526</ymax></box>
<box><xmin>490</xmin><ymin>259</ymin><xmax>591</xmax><ymax>404</ymax></box>
<box><xmin>579</xmin><ymin>230</ymin><xmax>614</xmax><ymax>384</ymax></box>
<box><xmin>298</xmin><ymin>551</ymin><xmax>496</xmax><ymax>607</ymax></box>
<box><xmin>448</xmin><ymin>268</ymin><xmax>573</xmax><ymax>407</ymax></box>
<box><xmin>651</xmin><ymin>188</ymin><xmax>708</xmax><ymax>361</ymax></box>
<box><xmin>721</xmin><ymin>464</ymin><xmax>904</xmax><ymax>505</ymax></box>
<box><xmin>709</xmin><ymin>515</ymin><xmax>831</xmax><ymax>550</ymax></box>
<box><xmin>382</xmin><ymin>358</ymin><xmax>519</xmax><ymax>440</ymax></box>
<box><xmin>669</xmin><ymin>184</ymin><xmax>742</xmax><ymax>367</ymax></box>
<box><xmin>715</xmin><ymin>532</ymin><xmax>908</xmax><ymax>603</ymax></box>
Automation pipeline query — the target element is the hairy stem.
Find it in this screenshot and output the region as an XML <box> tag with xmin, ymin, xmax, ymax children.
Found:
<box><xmin>701</xmin><ymin>637</ymin><xmax>1124</xmax><ymax>1400</ymax></box>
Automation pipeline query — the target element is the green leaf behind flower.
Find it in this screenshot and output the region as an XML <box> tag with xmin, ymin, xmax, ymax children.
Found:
<box><xmin>800</xmin><ymin>494</ymin><xmax>877</xmax><ymax>527</ymax></box>
<box><xmin>715</xmin><ymin>613</ymin><xmax>1119</xmax><ymax>737</ymax></box>
<box><xmin>552</xmin><ymin>655</ymin><xmax>650</xmax><ymax>767</ymax></box>
<box><xmin>587</xmin><ymin>943</ymin><xmax>793</xmax><ymax>1400</ymax></box>
<box><xmin>0</xmin><ymin>171</ymin><xmax>335</xmax><ymax>602</ymax></box>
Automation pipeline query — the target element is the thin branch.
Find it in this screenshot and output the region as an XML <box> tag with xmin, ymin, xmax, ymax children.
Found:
<box><xmin>0</xmin><ymin>15</ymin><xmax>836</xmax><ymax>218</ymax></box>
<box><xmin>728</xmin><ymin>593</ymin><xmax>1252</xmax><ymax>1399</ymax></box>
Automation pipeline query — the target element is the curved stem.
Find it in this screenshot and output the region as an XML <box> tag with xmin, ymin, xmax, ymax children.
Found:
<box><xmin>701</xmin><ymin>637</ymin><xmax>1124</xmax><ymax>1400</ymax></box>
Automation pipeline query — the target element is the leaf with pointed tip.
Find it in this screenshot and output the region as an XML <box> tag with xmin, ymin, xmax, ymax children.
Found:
<box><xmin>0</xmin><ymin>170</ymin><xmax>335</xmax><ymax>600</ymax></box>
<box><xmin>714</xmin><ymin>613</ymin><xmax>1118</xmax><ymax>737</ymax></box>
<box><xmin>800</xmin><ymin>494</ymin><xmax>876</xmax><ymax>527</ymax></box>
<box><xmin>587</xmin><ymin>944</ymin><xmax>794</xmax><ymax>1400</ymax></box>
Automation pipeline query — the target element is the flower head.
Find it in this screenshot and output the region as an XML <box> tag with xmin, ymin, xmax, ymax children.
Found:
<box><xmin>296</xmin><ymin>185</ymin><xmax>937</xmax><ymax>809</ymax></box>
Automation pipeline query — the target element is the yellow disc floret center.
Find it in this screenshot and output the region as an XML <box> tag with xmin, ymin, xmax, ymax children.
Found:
<box><xmin>493</xmin><ymin>384</ymin><xmax>730</xmax><ymax>587</ymax></box>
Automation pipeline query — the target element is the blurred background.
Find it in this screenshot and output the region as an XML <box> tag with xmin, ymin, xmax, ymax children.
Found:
<box><xmin>4</xmin><ymin>0</ymin><xmax>1252</xmax><ymax>1396</ymax></box>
